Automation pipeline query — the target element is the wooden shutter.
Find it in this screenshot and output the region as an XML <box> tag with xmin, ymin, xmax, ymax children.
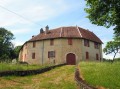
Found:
<box><xmin>33</xmin><ymin>42</ymin><xmax>36</xmax><ymax>48</ymax></box>
<box><xmin>68</xmin><ymin>38</ymin><xmax>72</xmax><ymax>45</ymax></box>
<box><xmin>32</xmin><ymin>53</ymin><xmax>35</xmax><ymax>59</ymax></box>
<box><xmin>84</xmin><ymin>39</ymin><xmax>89</xmax><ymax>47</ymax></box>
<box><xmin>48</xmin><ymin>51</ymin><xmax>55</xmax><ymax>58</ymax></box>
<box><xmin>50</xmin><ymin>39</ymin><xmax>54</xmax><ymax>45</ymax></box>
<box><xmin>96</xmin><ymin>54</ymin><xmax>99</xmax><ymax>60</ymax></box>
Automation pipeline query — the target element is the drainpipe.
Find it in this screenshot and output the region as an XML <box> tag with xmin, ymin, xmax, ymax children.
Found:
<box><xmin>41</xmin><ymin>40</ymin><xmax>44</xmax><ymax>65</ymax></box>
<box><xmin>99</xmin><ymin>44</ymin><xmax>102</xmax><ymax>62</ymax></box>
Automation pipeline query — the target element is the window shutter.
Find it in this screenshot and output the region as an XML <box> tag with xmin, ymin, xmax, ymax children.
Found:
<box><xmin>84</xmin><ymin>39</ymin><xmax>89</xmax><ymax>47</ymax></box>
<box><xmin>68</xmin><ymin>38</ymin><xmax>72</xmax><ymax>45</ymax></box>
<box><xmin>48</xmin><ymin>51</ymin><xmax>55</xmax><ymax>58</ymax></box>
<box><xmin>32</xmin><ymin>53</ymin><xmax>35</xmax><ymax>59</ymax></box>
<box><xmin>50</xmin><ymin>39</ymin><xmax>54</xmax><ymax>45</ymax></box>
<box><xmin>96</xmin><ymin>54</ymin><xmax>99</xmax><ymax>60</ymax></box>
<box><xmin>33</xmin><ymin>42</ymin><xmax>36</xmax><ymax>48</ymax></box>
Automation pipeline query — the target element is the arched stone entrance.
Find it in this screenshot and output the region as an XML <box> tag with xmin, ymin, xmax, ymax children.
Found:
<box><xmin>66</xmin><ymin>53</ymin><xmax>76</xmax><ymax>65</ymax></box>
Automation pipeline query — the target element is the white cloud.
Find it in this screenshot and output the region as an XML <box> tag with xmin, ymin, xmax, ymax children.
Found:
<box><xmin>103</xmin><ymin>52</ymin><xmax>120</xmax><ymax>59</ymax></box>
<box><xmin>11</xmin><ymin>28</ymin><xmax>31</xmax><ymax>34</ymax></box>
<box><xmin>0</xmin><ymin>0</ymin><xmax>79</xmax><ymax>27</ymax></box>
<box><xmin>13</xmin><ymin>40</ymin><xmax>24</xmax><ymax>46</ymax></box>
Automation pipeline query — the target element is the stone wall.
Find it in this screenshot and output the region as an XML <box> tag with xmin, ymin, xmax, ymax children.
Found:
<box><xmin>19</xmin><ymin>38</ymin><xmax>102</xmax><ymax>65</ymax></box>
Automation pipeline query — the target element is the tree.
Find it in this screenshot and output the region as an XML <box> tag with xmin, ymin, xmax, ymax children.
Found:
<box><xmin>85</xmin><ymin>0</ymin><xmax>120</xmax><ymax>36</ymax></box>
<box><xmin>0</xmin><ymin>28</ymin><xmax>15</xmax><ymax>61</ymax></box>
<box><xmin>13</xmin><ymin>45</ymin><xmax>22</xmax><ymax>59</ymax></box>
<box><xmin>103</xmin><ymin>41</ymin><xmax>120</xmax><ymax>61</ymax></box>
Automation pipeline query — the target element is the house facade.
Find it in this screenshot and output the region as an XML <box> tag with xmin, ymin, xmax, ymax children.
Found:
<box><xmin>19</xmin><ymin>26</ymin><xmax>103</xmax><ymax>65</ymax></box>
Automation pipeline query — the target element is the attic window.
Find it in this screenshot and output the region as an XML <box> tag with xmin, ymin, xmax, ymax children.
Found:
<box><xmin>84</xmin><ymin>39</ymin><xmax>89</xmax><ymax>47</ymax></box>
<box><xmin>25</xmin><ymin>43</ymin><xmax>27</xmax><ymax>49</ymax></box>
<box><xmin>50</xmin><ymin>39</ymin><xmax>54</xmax><ymax>45</ymax></box>
<box><xmin>68</xmin><ymin>38</ymin><xmax>72</xmax><ymax>45</ymax></box>
<box><xmin>33</xmin><ymin>42</ymin><xmax>36</xmax><ymax>48</ymax></box>
<box><xmin>94</xmin><ymin>42</ymin><xmax>99</xmax><ymax>49</ymax></box>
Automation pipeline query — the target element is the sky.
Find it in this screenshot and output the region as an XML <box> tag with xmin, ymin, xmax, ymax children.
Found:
<box><xmin>0</xmin><ymin>0</ymin><xmax>119</xmax><ymax>59</ymax></box>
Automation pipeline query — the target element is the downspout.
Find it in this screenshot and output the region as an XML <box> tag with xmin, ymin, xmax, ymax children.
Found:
<box><xmin>41</xmin><ymin>40</ymin><xmax>44</xmax><ymax>65</ymax></box>
<box><xmin>99</xmin><ymin>44</ymin><xmax>102</xmax><ymax>62</ymax></box>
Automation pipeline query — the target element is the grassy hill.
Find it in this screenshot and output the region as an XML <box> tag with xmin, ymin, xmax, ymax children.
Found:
<box><xmin>79</xmin><ymin>62</ymin><xmax>120</xmax><ymax>89</ymax></box>
<box><xmin>0</xmin><ymin>65</ymin><xmax>76</xmax><ymax>89</ymax></box>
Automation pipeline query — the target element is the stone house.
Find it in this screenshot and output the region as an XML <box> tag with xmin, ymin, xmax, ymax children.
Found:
<box><xmin>19</xmin><ymin>26</ymin><xmax>103</xmax><ymax>65</ymax></box>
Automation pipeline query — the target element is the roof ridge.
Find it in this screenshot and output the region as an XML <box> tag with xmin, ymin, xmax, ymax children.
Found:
<box><xmin>76</xmin><ymin>26</ymin><xmax>82</xmax><ymax>37</ymax></box>
<box><xmin>60</xmin><ymin>27</ymin><xmax>63</xmax><ymax>37</ymax></box>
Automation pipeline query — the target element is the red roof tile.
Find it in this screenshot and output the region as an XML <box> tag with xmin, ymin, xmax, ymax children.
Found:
<box><xmin>28</xmin><ymin>26</ymin><xmax>102</xmax><ymax>43</ymax></box>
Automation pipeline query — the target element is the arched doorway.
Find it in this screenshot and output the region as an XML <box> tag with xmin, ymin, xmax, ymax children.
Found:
<box><xmin>66</xmin><ymin>53</ymin><xmax>76</xmax><ymax>65</ymax></box>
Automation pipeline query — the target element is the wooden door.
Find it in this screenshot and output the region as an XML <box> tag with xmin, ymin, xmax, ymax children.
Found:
<box><xmin>66</xmin><ymin>53</ymin><xmax>76</xmax><ymax>65</ymax></box>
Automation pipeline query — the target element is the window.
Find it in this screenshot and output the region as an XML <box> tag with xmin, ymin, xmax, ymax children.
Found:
<box><xmin>33</xmin><ymin>42</ymin><xmax>36</xmax><ymax>48</ymax></box>
<box><xmin>25</xmin><ymin>43</ymin><xmax>27</xmax><ymax>49</ymax></box>
<box><xmin>94</xmin><ymin>42</ymin><xmax>99</xmax><ymax>49</ymax></box>
<box><xmin>24</xmin><ymin>44</ymin><xmax>27</xmax><ymax>49</ymax></box>
<box><xmin>50</xmin><ymin>39</ymin><xmax>54</xmax><ymax>45</ymax></box>
<box><xmin>24</xmin><ymin>54</ymin><xmax>26</xmax><ymax>59</ymax></box>
<box><xmin>84</xmin><ymin>39</ymin><xmax>89</xmax><ymax>47</ymax></box>
<box><xmin>68</xmin><ymin>38</ymin><xmax>72</xmax><ymax>45</ymax></box>
<box><xmin>86</xmin><ymin>52</ymin><xmax>89</xmax><ymax>59</ymax></box>
<box><xmin>48</xmin><ymin>51</ymin><xmax>55</xmax><ymax>58</ymax></box>
<box><xmin>96</xmin><ymin>54</ymin><xmax>99</xmax><ymax>60</ymax></box>
<box><xmin>32</xmin><ymin>53</ymin><xmax>35</xmax><ymax>59</ymax></box>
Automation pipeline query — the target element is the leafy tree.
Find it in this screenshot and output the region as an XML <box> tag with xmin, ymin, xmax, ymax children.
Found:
<box><xmin>13</xmin><ymin>45</ymin><xmax>22</xmax><ymax>59</ymax></box>
<box><xmin>103</xmin><ymin>41</ymin><xmax>120</xmax><ymax>61</ymax></box>
<box><xmin>0</xmin><ymin>28</ymin><xmax>15</xmax><ymax>61</ymax></box>
<box><xmin>85</xmin><ymin>0</ymin><xmax>120</xmax><ymax>36</ymax></box>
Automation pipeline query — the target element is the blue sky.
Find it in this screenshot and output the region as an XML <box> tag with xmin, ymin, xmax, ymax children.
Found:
<box><xmin>0</xmin><ymin>0</ymin><xmax>119</xmax><ymax>59</ymax></box>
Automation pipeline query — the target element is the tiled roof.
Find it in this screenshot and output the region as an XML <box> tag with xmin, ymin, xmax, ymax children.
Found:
<box><xmin>28</xmin><ymin>26</ymin><xmax>102</xmax><ymax>43</ymax></box>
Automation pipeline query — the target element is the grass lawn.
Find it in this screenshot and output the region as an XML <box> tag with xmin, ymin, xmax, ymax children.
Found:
<box><xmin>0</xmin><ymin>63</ymin><xmax>49</xmax><ymax>72</ymax></box>
<box><xmin>79</xmin><ymin>62</ymin><xmax>120</xmax><ymax>89</ymax></box>
<box><xmin>0</xmin><ymin>65</ymin><xmax>76</xmax><ymax>89</ymax></box>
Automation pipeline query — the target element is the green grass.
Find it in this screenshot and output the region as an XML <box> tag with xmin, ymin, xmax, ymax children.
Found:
<box><xmin>0</xmin><ymin>63</ymin><xmax>49</xmax><ymax>72</ymax></box>
<box><xmin>0</xmin><ymin>65</ymin><xmax>76</xmax><ymax>89</ymax></box>
<box><xmin>79</xmin><ymin>62</ymin><xmax>120</xmax><ymax>89</ymax></box>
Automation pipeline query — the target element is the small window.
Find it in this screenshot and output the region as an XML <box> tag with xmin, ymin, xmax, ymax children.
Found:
<box><xmin>84</xmin><ymin>39</ymin><xmax>89</xmax><ymax>47</ymax></box>
<box><xmin>68</xmin><ymin>38</ymin><xmax>72</xmax><ymax>45</ymax></box>
<box><xmin>32</xmin><ymin>53</ymin><xmax>35</xmax><ymax>59</ymax></box>
<box><xmin>86</xmin><ymin>52</ymin><xmax>89</xmax><ymax>59</ymax></box>
<box><xmin>33</xmin><ymin>42</ymin><xmax>36</xmax><ymax>48</ymax></box>
<box><xmin>24</xmin><ymin>54</ymin><xmax>26</xmax><ymax>59</ymax></box>
<box><xmin>50</xmin><ymin>39</ymin><xmax>54</xmax><ymax>45</ymax></box>
<box><xmin>25</xmin><ymin>44</ymin><xmax>27</xmax><ymax>49</ymax></box>
<box><xmin>48</xmin><ymin>51</ymin><xmax>55</xmax><ymax>58</ymax></box>
<box><xmin>94</xmin><ymin>42</ymin><xmax>99</xmax><ymax>49</ymax></box>
<box><xmin>96</xmin><ymin>54</ymin><xmax>99</xmax><ymax>60</ymax></box>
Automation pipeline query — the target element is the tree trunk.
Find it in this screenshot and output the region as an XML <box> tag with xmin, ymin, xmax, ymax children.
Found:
<box><xmin>112</xmin><ymin>52</ymin><xmax>117</xmax><ymax>63</ymax></box>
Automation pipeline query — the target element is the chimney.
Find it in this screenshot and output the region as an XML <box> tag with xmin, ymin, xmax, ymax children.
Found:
<box><xmin>45</xmin><ymin>25</ymin><xmax>49</xmax><ymax>34</ymax></box>
<box><xmin>32</xmin><ymin>35</ymin><xmax>34</xmax><ymax>38</ymax></box>
<box><xmin>40</xmin><ymin>28</ymin><xmax>44</xmax><ymax>33</ymax></box>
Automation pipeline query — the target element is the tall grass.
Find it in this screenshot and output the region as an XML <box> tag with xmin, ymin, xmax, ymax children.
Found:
<box><xmin>79</xmin><ymin>62</ymin><xmax>120</xmax><ymax>89</ymax></box>
<box><xmin>0</xmin><ymin>63</ymin><xmax>48</xmax><ymax>72</ymax></box>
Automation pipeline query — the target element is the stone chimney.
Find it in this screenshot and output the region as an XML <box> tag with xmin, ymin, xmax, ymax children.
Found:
<box><xmin>32</xmin><ymin>35</ymin><xmax>34</xmax><ymax>38</ymax></box>
<box><xmin>45</xmin><ymin>25</ymin><xmax>49</xmax><ymax>34</ymax></box>
<box><xmin>40</xmin><ymin>28</ymin><xmax>44</xmax><ymax>34</ymax></box>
